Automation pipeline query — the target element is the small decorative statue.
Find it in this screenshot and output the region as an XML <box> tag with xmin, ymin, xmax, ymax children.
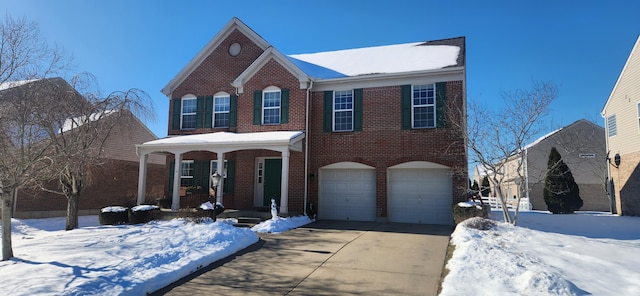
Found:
<box><xmin>270</xmin><ymin>198</ymin><xmax>279</xmax><ymax>220</ymax></box>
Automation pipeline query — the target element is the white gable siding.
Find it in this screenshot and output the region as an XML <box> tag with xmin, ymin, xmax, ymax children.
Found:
<box><xmin>604</xmin><ymin>37</ymin><xmax>640</xmax><ymax>155</ymax></box>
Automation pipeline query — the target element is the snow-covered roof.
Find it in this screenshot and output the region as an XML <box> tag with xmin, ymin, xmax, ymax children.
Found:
<box><xmin>0</xmin><ymin>79</ymin><xmax>40</xmax><ymax>91</ymax></box>
<box><xmin>523</xmin><ymin>128</ymin><xmax>563</xmax><ymax>150</ymax></box>
<box><xmin>144</xmin><ymin>131</ymin><xmax>303</xmax><ymax>146</ymax></box>
<box><xmin>59</xmin><ymin>110</ymin><xmax>116</xmax><ymax>133</ymax></box>
<box><xmin>289</xmin><ymin>41</ymin><xmax>462</xmax><ymax>78</ymax></box>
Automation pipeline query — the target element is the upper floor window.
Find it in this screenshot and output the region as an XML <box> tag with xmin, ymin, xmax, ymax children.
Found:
<box><xmin>213</xmin><ymin>93</ymin><xmax>230</xmax><ymax>128</ymax></box>
<box><xmin>180</xmin><ymin>160</ymin><xmax>194</xmax><ymax>187</ymax></box>
<box><xmin>262</xmin><ymin>88</ymin><xmax>281</xmax><ymax>125</ymax></box>
<box><xmin>607</xmin><ymin>114</ymin><xmax>617</xmax><ymax>137</ymax></box>
<box><xmin>181</xmin><ymin>95</ymin><xmax>197</xmax><ymax>129</ymax></box>
<box><xmin>412</xmin><ymin>84</ymin><xmax>436</xmax><ymax>128</ymax></box>
<box><xmin>334</xmin><ymin>90</ymin><xmax>353</xmax><ymax>132</ymax></box>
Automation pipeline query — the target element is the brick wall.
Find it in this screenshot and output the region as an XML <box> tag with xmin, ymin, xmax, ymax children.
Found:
<box><xmin>307</xmin><ymin>81</ymin><xmax>468</xmax><ymax>218</ymax></box>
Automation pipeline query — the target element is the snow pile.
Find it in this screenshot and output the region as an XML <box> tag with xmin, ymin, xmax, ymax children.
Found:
<box><xmin>251</xmin><ymin>215</ymin><xmax>314</xmax><ymax>233</ymax></box>
<box><xmin>1</xmin><ymin>217</ymin><xmax>258</xmax><ymax>296</ymax></box>
<box><xmin>131</xmin><ymin>204</ymin><xmax>159</xmax><ymax>212</ymax></box>
<box><xmin>441</xmin><ymin>211</ymin><xmax>640</xmax><ymax>295</ymax></box>
<box><xmin>101</xmin><ymin>206</ymin><xmax>127</xmax><ymax>213</ymax></box>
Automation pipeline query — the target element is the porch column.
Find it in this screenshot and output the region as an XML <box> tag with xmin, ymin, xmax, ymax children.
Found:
<box><xmin>172</xmin><ymin>153</ymin><xmax>183</xmax><ymax>211</ymax></box>
<box><xmin>216</xmin><ymin>152</ymin><xmax>225</xmax><ymax>205</ymax></box>
<box><xmin>280</xmin><ymin>149</ymin><xmax>290</xmax><ymax>214</ymax></box>
<box><xmin>136</xmin><ymin>153</ymin><xmax>148</xmax><ymax>205</ymax></box>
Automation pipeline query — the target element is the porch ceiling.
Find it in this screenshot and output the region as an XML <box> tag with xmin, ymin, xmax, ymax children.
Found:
<box><xmin>136</xmin><ymin>131</ymin><xmax>305</xmax><ymax>155</ymax></box>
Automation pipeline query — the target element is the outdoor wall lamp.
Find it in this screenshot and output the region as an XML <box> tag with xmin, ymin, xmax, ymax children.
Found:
<box><xmin>309</xmin><ymin>173</ymin><xmax>315</xmax><ymax>181</ymax></box>
<box><xmin>614</xmin><ymin>153</ymin><xmax>621</xmax><ymax>168</ymax></box>
<box><xmin>210</xmin><ymin>172</ymin><xmax>222</xmax><ymax>200</ymax></box>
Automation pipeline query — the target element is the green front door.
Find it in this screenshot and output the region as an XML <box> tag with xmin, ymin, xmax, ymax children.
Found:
<box><xmin>263</xmin><ymin>158</ymin><xmax>282</xmax><ymax>206</ymax></box>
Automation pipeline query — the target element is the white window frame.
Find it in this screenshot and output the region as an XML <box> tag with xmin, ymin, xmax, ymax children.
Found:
<box><xmin>262</xmin><ymin>86</ymin><xmax>281</xmax><ymax>125</ymax></box>
<box><xmin>333</xmin><ymin>90</ymin><xmax>354</xmax><ymax>132</ymax></box>
<box><xmin>180</xmin><ymin>160</ymin><xmax>194</xmax><ymax>187</ymax></box>
<box><xmin>411</xmin><ymin>84</ymin><xmax>436</xmax><ymax>128</ymax></box>
<box><xmin>213</xmin><ymin>92</ymin><xmax>230</xmax><ymax>128</ymax></box>
<box><xmin>181</xmin><ymin>95</ymin><xmax>197</xmax><ymax>130</ymax></box>
<box><xmin>607</xmin><ymin>114</ymin><xmax>617</xmax><ymax>137</ymax></box>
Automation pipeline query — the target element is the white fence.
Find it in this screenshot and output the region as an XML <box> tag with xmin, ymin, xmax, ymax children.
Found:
<box><xmin>480</xmin><ymin>196</ymin><xmax>532</xmax><ymax>211</ymax></box>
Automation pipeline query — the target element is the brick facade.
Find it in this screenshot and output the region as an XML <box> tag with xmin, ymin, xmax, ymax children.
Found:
<box><xmin>610</xmin><ymin>150</ymin><xmax>640</xmax><ymax>215</ymax></box>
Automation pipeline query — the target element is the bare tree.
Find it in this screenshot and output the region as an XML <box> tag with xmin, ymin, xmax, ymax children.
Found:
<box><xmin>36</xmin><ymin>74</ymin><xmax>154</xmax><ymax>230</ymax></box>
<box><xmin>462</xmin><ymin>81</ymin><xmax>558</xmax><ymax>225</ymax></box>
<box><xmin>0</xmin><ymin>15</ymin><xmax>70</xmax><ymax>261</ymax></box>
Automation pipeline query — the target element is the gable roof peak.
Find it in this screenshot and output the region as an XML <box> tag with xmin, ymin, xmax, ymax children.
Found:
<box><xmin>161</xmin><ymin>17</ymin><xmax>271</xmax><ymax>96</ymax></box>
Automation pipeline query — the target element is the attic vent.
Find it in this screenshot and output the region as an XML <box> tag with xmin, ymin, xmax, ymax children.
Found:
<box><xmin>579</xmin><ymin>153</ymin><xmax>596</xmax><ymax>159</ymax></box>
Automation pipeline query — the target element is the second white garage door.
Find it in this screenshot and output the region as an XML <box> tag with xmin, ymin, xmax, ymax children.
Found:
<box><xmin>388</xmin><ymin>163</ymin><xmax>453</xmax><ymax>225</ymax></box>
<box><xmin>319</xmin><ymin>164</ymin><xmax>376</xmax><ymax>221</ymax></box>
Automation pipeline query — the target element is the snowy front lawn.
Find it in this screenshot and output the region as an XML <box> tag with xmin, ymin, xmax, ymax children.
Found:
<box><xmin>440</xmin><ymin>211</ymin><xmax>640</xmax><ymax>295</ymax></box>
<box><xmin>0</xmin><ymin>215</ymin><xmax>312</xmax><ymax>295</ymax></box>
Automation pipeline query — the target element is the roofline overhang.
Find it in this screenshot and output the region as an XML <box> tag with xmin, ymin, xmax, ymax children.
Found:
<box><xmin>136</xmin><ymin>132</ymin><xmax>305</xmax><ymax>156</ymax></box>
<box><xmin>310</xmin><ymin>66</ymin><xmax>465</xmax><ymax>91</ymax></box>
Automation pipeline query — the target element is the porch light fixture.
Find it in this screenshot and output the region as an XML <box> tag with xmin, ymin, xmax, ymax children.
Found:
<box><xmin>614</xmin><ymin>153</ymin><xmax>621</xmax><ymax>168</ymax></box>
<box><xmin>210</xmin><ymin>172</ymin><xmax>223</xmax><ymax>201</ymax></box>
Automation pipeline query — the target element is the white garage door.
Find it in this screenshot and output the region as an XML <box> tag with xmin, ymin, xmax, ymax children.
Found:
<box><xmin>319</xmin><ymin>168</ymin><xmax>376</xmax><ymax>221</ymax></box>
<box><xmin>388</xmin><ymin>168</ymin><xmax>453</xmax><ymax>225</ymax></box>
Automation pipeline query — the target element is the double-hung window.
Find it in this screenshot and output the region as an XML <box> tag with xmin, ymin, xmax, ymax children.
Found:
<box><xmin>333</xmin><ymin>90</ymin><xmax>353</xmax><ymax>132</ymax></box>
<box><xmin>180</xmin><ymin>160</ymin><xmax>194</xmax><ymax>187</ymax></box>
<box><xmin>412</xmin><ymin>84</ymin><xmax>436</xmax><ymax>128</ymax></box>
<box><xmin>262</xmin><ymin>90</ymin><xmax>281</xmax><ymax>125</ymax></box>
<box><xmin>213</xmin><ymin>95</ymin><xmax>230</xmax><ymax>128</ymax></box>
<box><xmin>607</xmin><ymin>114</ymin><xmax>617</xmax><ymax>137</ymax></box>
<box><xmin>181</xmin><ymin>96</ymin><xmax>197</xmax><ymax>129</ymax></box>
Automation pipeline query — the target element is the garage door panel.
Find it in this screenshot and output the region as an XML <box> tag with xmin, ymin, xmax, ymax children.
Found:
<box><xmin>319</xmin><ymin>168</ymin><xmax>376</xmax><ymax>222</ymax></box>
<box><xmin>388</xmin><ymin>168</ymin><xmax>453</xmax><ymax>225</ymax></box>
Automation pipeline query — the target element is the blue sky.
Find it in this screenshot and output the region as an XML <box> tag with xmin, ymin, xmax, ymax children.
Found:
<box><xmin>3</xmin><ymin>0</ymin><xmax>639</xmax><ymax>138</ymax></box>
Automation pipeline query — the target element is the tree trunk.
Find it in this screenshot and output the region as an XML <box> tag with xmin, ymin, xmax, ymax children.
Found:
<box><xmin>66</xmin><ymin>193</ymin><xmax>80</xmax><ymax>230</ymax></box>
<box><xmin>2</xmin><ymin>188</ymin><xmax>15</xmax><ymax>260</ymax></box>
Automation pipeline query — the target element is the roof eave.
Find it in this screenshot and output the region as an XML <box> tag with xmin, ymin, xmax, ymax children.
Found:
<box><xmin>232</xmin><ymin>47</ymin><xmax>310</xmax><ymax>93</ymax></box>
<box><xmin>601</xmin><ymin>35</ymin><xmax>640</xmax><ymax>116</ymax></box>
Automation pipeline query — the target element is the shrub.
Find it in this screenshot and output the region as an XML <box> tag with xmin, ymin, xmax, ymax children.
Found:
<box><xmin>128</xmin><ymin>205</ymin><xmax>160</xmax><ymax>224</ymax></box>
<box><xmin>99</xmin><ymin>206</ymin><xmax>129</xmax><ymax>225</ymax></box>
<box><xmin>463</xmin><ymin>217</ymin><xmax>496</xmax><ymax>230</ymax></box>
<box><xmin>452</xmin><ymin>202</ymin><xmax>488</xmax><ymax>224</ymax></box>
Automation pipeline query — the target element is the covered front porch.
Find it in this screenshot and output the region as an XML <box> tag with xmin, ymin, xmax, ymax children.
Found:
<box><xmin>135</xmin><ymin>131</ymin><xmax>305</xmax><ymax>214</ymax></box>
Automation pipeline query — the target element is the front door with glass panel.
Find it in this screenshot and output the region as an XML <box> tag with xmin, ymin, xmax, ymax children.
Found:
<box><xmin>255</xmin><ymin>158</ymin><xmax>282</xmax><ymax>207</ymax></box>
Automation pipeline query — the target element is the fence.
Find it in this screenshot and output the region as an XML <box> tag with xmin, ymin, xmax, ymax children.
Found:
<box><xmin>480</xmin><ymin>196</ymin><xmax>532</xmax><ymax>211</ymax></box>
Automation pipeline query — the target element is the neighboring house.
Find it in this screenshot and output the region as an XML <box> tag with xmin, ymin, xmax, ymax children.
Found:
<box><xmin>602</xmin><ymin>35</ymin><xmax>640</xmax><ymax>216</ymax></box>
<box><xmin>492</xmin><ymin>120</ymin><xmax>607</xmax><ymax>211</ymax></box>
<box><xmin>0</xmin><ymin>78</ymin><xmax>165</xmax><ymax>218</ymax></box>
<box><xmin>136</xmin><ymin>17</ymin><xmax>468</xmax><ymax>225</ymax></box>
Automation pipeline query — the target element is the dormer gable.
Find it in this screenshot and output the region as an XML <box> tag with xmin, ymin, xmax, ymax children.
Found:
<box><xmin>232</xmin><ymin>47</ymin><xmax>310</xmax><ymax>93</ymax></box>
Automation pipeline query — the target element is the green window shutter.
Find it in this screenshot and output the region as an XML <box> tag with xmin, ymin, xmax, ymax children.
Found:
<box><xmin>435</xmin><ymin>82</ymin><xmax>447</xmax><ymax>128</ymax></box>
<box><xmin>193</xmin><ymin>160</ymin><xmax>210</xmax><ymax>193</ymax></box>
<box><xmin>168</xmin><ymin>160</ymin><xmax>175</xmax><ymax>193</ymax></box>
<box><xmin>223</xmin><ymin>160</ymin><xmax>235</xmax><ymax>194</ymax></box>
<box><xmin>172</xmin><ymin>99</ymin><xmax>181</xmax><ymax>130</ymax></box>
<box><xmin>354</xmin><ymin>89</ymin><xmax>363</xmax><ymax>131</ymax></box>
<box><xmin>229</xmin><ymin>94</ymin><xmax>238</xmax><ymax>127</ymax></box>
<box><xmin>253</xmin><ymin>90</ymin><xmax>262</xmax><ymax>125</ymax></box>
<box><xmin>196</xmin><ymin>96</ymin><xmax>205</xmax><ymax>128</ymax></box>
<box><xmin>281</xmin><ymin>88</ymin><xmax>289</xmax><ymax>124</ymax></box>
<box><xmin>401</xmin><ymin>85</ymin><xmax>412</xmax><ymax>130</ymax></box>
<box><xmin>323</xmin><ymin>91</ymin><xmax>333</xmax><ymax>132</ymax></box>
<box><xmin>205</xmin><ymin>95</ymin><xmax>213</xmax><ymax>128</ymax></box>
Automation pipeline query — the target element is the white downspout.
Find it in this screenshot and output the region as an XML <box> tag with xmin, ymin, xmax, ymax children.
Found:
<box><xmin>524</xmin><ymin>148</ymin><xmax>530</xmax><ymax>210</ymax></box>
<box><xmin>303</xmin><ymin>79</ymin><xmax>313</xmax><ymax>216</ymax></box>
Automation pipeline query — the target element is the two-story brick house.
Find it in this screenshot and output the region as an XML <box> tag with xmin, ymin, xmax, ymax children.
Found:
<box><xmin>136</xmin><ymin>17</ymin><xmax>467</xmax><ymax>225</ymax></box>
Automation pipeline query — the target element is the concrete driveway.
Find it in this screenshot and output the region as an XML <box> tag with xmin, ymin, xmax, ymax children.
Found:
<box><xmin>152</xmin><ymin>220</ymin><xmax>452</xmax><ymax>296</ymax></box>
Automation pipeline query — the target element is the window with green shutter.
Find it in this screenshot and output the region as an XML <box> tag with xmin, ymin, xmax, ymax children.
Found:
<box><xmin>229</xmin><ymin>94</ymin><xmax>238</xmax><ymax>127</ymax></box>
<box><xmin>401</xmin><ymin>83</ymin><xmax>446</xmax><ymax>129</ymax></box>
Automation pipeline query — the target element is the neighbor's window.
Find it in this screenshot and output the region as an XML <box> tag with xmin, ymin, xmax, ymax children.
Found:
<box><xmin>333</xmin><ymin>90</ymin><xmax>353</xmax><ymax>131</ymax></box>
<box><xmin>607</xmin><ymin>114</ymin><xmax>617</xmax><ymax>137</ymax></box>
<box><xmin>180</xmin><ymin>160</ymin><xmax>194</xmax><ymax>187</ymax></box>
<box><xmin>181</xmin><ymin>95</ymin><xmax>197</xmax><ymax>129</ymax></box>
<box><xmin>412</xmin><ymin>84</ymin><xmax>436</xmax><ymax>128</ymax></box>
<box><xmin>262</xmin><ymin>89</ymin><xmax>281</xmax><ymax>124</ymax></box>
<box><xmin>214</xmin><ymin>95</ymin><xmax>230</xmax><ymax>128</ymax></box>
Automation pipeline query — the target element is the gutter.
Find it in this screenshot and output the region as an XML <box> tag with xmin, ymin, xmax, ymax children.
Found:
<box><xmin>303</xmin><ymin>79</ymin><xmax>314</xmax><ymax>216</ymax></box>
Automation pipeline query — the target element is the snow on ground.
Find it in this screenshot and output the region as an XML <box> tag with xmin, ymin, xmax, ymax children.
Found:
<box><xmin>0</xmin><ymin>215</ymin><xmax>312</xmax><ymax>296</ymax></box>
<box><xmin>440</xmin><ymin>210</ymin><xmax>640</xmax><ymax>296</ymax></box>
